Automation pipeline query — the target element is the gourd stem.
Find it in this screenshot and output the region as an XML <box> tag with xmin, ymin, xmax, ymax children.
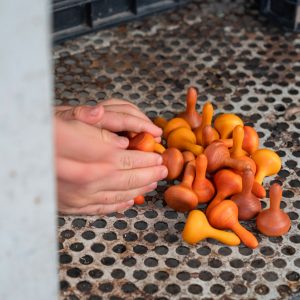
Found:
<box><xmin>232</xmin><ymin>222</ymin><xmax>258</xmax><ymax>249</ymax></box>
<box><xmin>182</xmin><ymin>162</ymin><xmax>195</xmax><ymax>188</ymax></box>
<box><xmin>270</xmin><ymin>184</ymin><xmax>282</xmax><ymax>212</ymax></box>
<box><xmin>254</xmin><ymin>171</ymin><xmax>264</xmax><ymax>185</ymax></box>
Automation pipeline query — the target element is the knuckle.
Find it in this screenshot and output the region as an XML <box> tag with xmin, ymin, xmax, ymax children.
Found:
<box><xmin>114</xmin><ymin>193</ymin><xmax>124</xmax><ymax>203</ymax></box>
<box><xmin>120</xmin><ymin>155</ymin><xmax>134</xmax><ymax>169</ymax></box>
<box><xmin>127</xmin><ymin>173</ymin><xmax>137</xmax><ymax>189</ymax></box>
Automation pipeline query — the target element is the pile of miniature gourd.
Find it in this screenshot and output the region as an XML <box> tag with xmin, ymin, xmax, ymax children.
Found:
<box><xmin>128</xmin><ymin>87</ymin><xmax>291</xmax><ymax>249</ymax></box>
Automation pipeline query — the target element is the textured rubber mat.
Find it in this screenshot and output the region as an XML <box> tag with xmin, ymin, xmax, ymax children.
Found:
<box><xmin>54</xmin><ymin>0</ymin><xmax>300</xmax><ymax>299</ymax></box>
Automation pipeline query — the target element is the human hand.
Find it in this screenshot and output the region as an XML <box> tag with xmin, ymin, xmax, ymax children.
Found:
<box><xmin>55</xmin><ymin>98</ymin><xmax>162</xmax><ymax>142</ymax></box>
<box><xmin>55</xmin><ymin>117</ymin><xmax>167</xmax><ymax>215</ymax></box>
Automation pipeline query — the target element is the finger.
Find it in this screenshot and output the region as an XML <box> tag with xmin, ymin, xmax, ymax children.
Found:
<box><xmin>90</xmin><ymin>165</ymin><xmax>167</xmax><ymax>191</ymax></box>
<box><xmin>56</xmin><ymin>153</ymin><xmax>165</xmax><ymax>185</ymax></box>
<box><xmin>55</xmin><ymin>118</ymin><xmax>128</xmax><ymax>161</ymax></box>
<box><xmin>103</xmin><ymin>104</ymin><xmax>151</xmax><ymax>123</ymax></box>
<box><xmin>87</xmin><ymin>182</ymin><xmax>158</xmax><ymax>206</ymax></box>
<box><xmin>55</xmin><ymin>104</ymin><xmax>105</xmax><ymax>125</ymax></box>
<box><xmin>98</xmin><ymin>111</ymin><xmax>162</xmax><ymax>137</ymax></box>
<box><xmin>58</xmin><ymin>199</ymin><xmax>134</xmax><ymax>215</ymax></box>
<box><xmin>100</xmin><ymin>98</ymin><xmax>138</xmax><ymax>109</ymax></box>
<box><xmin>56</xmin><ymin>157</ymin><xmax>112</xmax><ymax>185</ymax></box>
<box><xmin>110</xmin><ymin>149</ymin><xmax>164</xmax><ymax>170</ymax></box>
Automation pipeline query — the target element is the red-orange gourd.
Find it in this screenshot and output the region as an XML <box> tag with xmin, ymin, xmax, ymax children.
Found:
<box><xmin>162</xmin><ymin>148</ymin><xmax>184</xmax><ymax>180</ymax></box>
<box><xmin>128</xmin><ymin>132</ymin><xmax>166</xmax><ymax>154</ymax></box>
<box><xmin>202</xmin><ymin>125</ymin><xmax>220</xmax><ymax>147</ymax></box>
<box><xmin>194</xmin><ymin>102</ymin><xmax>218</xmax><ymax>146</ymax></box>
<box><xmin>182</xmin><ymin>151</ymin><xmax>195</xmax><ymax>165</ymax></box>
<box><xmin>192</xmin><ymin>154</ymin><xmax>215</xmax><ymax>203</ymax></box>
<box><xmin>206</xmin><ymin>169</ymin><xmax>242</xmax><ymax>216</ymax></box>
<box><xmin>163</xmin><ymin>117</ymin><xmax>191</xmax><ymax>139</ymax></box>
<box><xmin>178</xmin><ymin>87</ymin><xmax>202</xmax><ymax>129</ymax></box>
<box><xmin>208</xmin><ymin>200</ymin><xmax>259</xmax><ymax>249</ymax></box>
<box><xmin>231</xmin><ymin>167</ymin><xmax>262</xmax><ymax>220</ymax></box>
<box><xmin>164</xmin><ymin>162</ymin><xmax>198</xmax><ymax>212</ymax></box>
<box><xmin>256</xmin><ymin>183</ymin><xmax>291</xmax><ymax>236</ymax></box>
<box><xmin>214</xmin><ymin>113</ymin><xmax>244</xmax><ymax>139</ymax></box>
<box><xmin>134</xmin><ymin>195</ymin><xmax>145</xmax><ymax>205</ymax></box>
<box><xmin>243</xmin><ymin>126</ymin><xmax>259</xmax><ymax>155</ymax></box>
<box><xmin>167</xmin><ymin>127</ymin><xmax>203</xmax><ymax>156</ymax></box>
<box><xmin>251</xmin><ymin>149</ymin><xmax>281</xmax><ymax>185</ymax></box>
<box><xmin>182</xmin><ymin>210</ymin><xmax>240</xmax><ymax>246</ymax></box>
<box><xmin>204</xmin><ymin>141</ymin><xmax>249</xmax><ymax>173</ymax></box>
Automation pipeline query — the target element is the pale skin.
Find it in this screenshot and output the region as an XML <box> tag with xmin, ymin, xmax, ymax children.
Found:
<box><xmin>55</xmin><ymin>99</ymin><xmax>168</xmax><ymax>215</ymax></box>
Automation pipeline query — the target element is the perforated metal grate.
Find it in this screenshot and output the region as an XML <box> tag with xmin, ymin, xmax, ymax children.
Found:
<box><xmin>54</xmin><ymin>0</ymin><xmax>300</xmax><ymax>299</ymax></box>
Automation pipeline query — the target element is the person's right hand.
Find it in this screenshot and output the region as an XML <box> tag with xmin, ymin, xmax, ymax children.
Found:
<box><xmin>55</xmin><ymin>117</ymin><xmax>168</xmax><ymax>215</ymax></box>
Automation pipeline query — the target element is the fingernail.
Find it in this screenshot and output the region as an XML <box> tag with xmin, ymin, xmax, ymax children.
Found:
<box><xmin>161</xmin><ymin>166</ymin><xmax>168</xmax><ymax>178</ymax></box>
<box><xmin>119</xmin><ymin>137</ymin><xmax>129</xmax><ymax>147</ymax></box>
<box><xmin>89</xmin><ymin>106</ymin><xmax>101</xmax><ymax>116</ymax></box>
<box><xmin>157</xmin><ymin>155</ymin><xmax>163</xmax><ymax>165</ymax></box>
<box><xmin>126</xmin><ymin>199</ymin><xmax>134</xmax><ymax>206</ymax></box>
<box><xmin>150</xmin><ymin>182</ymin><xmax>158</xmax><ymax>189</ymax></box>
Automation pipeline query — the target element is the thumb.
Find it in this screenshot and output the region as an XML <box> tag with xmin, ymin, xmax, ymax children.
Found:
<box><xmin>55</xmin><ymin>104</ymin><xmax>105</xmax><ymax>124</ymax></box>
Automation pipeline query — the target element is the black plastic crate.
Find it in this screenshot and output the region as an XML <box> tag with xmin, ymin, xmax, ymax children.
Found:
<box><xmin>259</xmin><ymin>0</ymin><xmax>300</xmax><ymax>32</ymax></box>
<box><xmin>53</xmin><ymin>0</ymin><xmax>190</xmax><ymax>43</ymax></box>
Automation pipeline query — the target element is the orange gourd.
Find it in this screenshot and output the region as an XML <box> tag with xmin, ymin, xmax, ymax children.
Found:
<box><xmin>178</xmin><ymin>87</ymin><xmax>202</xmax><ymax>129</ymax></box>
<box><xmin>251</xmin><ymin>149</ymin><xmax>281</xmax><ymax>184</ymax></box>
<box><xmin>182</xmin><ymin>151</ymin><xmax>195</xmax><ymax>165</ymax></box>
<box><xmin>214</xmin><ymin>113</ymin><xmax>244</xmax><ymax>139</ymax></box>
<box><xmin>231</xmin><ymin>167</ymin><xmax>262</xmax><ymax>220</ymax></box>
<box><xmin>208</xmin><ymin>200</ymin><xmax>259</xmax><ymax>249</ymax></box>
<box><xmin>182</xmin><ymin>210</ymin><xmax>240</xmax><ymax>246</ymax></box>
<box><xmin>194</xmin><ymin>102</ymin><xmax>218</xmax><ymax>146</ymax></box>
<box><xmin>243</xmin><ymin>126</ymin><xmax>259</xmax><ymax>155</ymax></box>
<box><xmin>206</xmin><ymin>169</ymin><xmax>242</xmax><ymax>216</ymax></box>
<box><xmin>128</xmin><ymin>132</ymin><xmax>166</xmax><ymax>154</ymax></box>
<box><xmin>192</xmin><ymin>154</ymin><xmax>215</xmax><ymax>203</ymax></box>
<box><xmin>204</xmin><ymin>141</ymin><xmax>249</xmax><ymax>173</ymax></box>
<box><xmin>167</xmin><ymin>127</ymin><xmax>203</xmax><ymax>156</ymax></box>
<box><xmin>164</xmin><ymin>162</ymin><xmax>198</xmax><ymax>212</ymax></box>
<box><xmin>153</xmin><ymin>116</ymin><xmax>168</xmax><ymax>129</ymax></box>
<box><xmin>202</xmin><ymin>125</ymin><xmax>220</xmax><ymax>147</ymax></box>
<box><xmin>134</xmin><ymin>195</ymin><xmax>145</xmax><ymax>205</ymax></box>
<box><xmin>230</xmin><ymin>125</ymin><xmax>248</xmax><ymax>158</ymax></box>
<box><xmin>256</xmin><ymin>183</ymin><xmax>291</xmax><ymax>236</ymax></box>
<box><xmin>162</xmin><ymin>148</ymin><xmax>184</xmax><ymax>180</ymax></box>
<box><xmin>163</xmin><ymin>117</ymin><xmax>191</xmax><ymax>139</ymax></box>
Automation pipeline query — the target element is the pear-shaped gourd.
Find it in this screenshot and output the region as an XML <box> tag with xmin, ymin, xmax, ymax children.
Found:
<box><xmin>163</xmin><ymin>117</ymin><xmax>191</xmax><ymax>139</ymax></box>
<box><xmin>202</xmin><ymin>125</ymin><xmax>220</xmax><ymax>147</ymax></box>
<box><xmin>256</xmin><ymin>183</ymin><xmax>291</xmax><ymax>236</ymax></box>
<box><xmin>192</xmin><ymin>154</ymin><xmax>215</xmax><ymax>203</ymax></box>
<box><xmin>167</xmin><ymin>127</ymin><xmax>203</xmax><ymax>156</ymax></box>
<box><xmin>204</xmin><ymin>141</ymin><xmax>249</xmax><ymax>173</ymax></box>
<box><xmin>251</xmin><ymin>149</ymin><xmax>281</xmax><ymax>184</ymax></box>
<box><xmin>206</xmin><ymin>169</ymin><xmax>242</xmax><ymax>216</ymax></box>
<box><xmin>231</xmin><ymin>167</ymin><xmax>262</xmax><ymax>220</ymax></box>
<box><xmin>194</xmin><ymin>102</ymin><xmax>218</xmax><ymax>146</ymax></box>
<box><xmin>208</xmin><ymin>200</ymin><xmax>259</xmax><ymax>249</ymax></box>
<box><xmin>214</xmin><ymin>113</ymin><xmax>244</xmax><ymax>139</ymax></box>
<box><xmin>162</xmin><ymin>148</ymin><xmax>184</xmax><ymax>180</ymax></box>
<box><xmin>128</xmin><ymin>132</ymin><xmax>166</xmax><ymax>154</ymax></box>
<box><xmin>178</xmin><ymin>87</ymin><xmax>202</xmax><ymax>129</ymax></box>
<box><xmin>230</xmin><ymin>125</ymin><xmax>248</xmax><ymax>158</ymax></box>
<box><xmin>182</xmin><ymin>210</ymin><xmax>240</xmax><ymax>246</ymax></box>
<box><xmin>243</xmin><ymin>126</ymin><xmax>259</xmax><ymax>155</ymax></box>
<box><xmin>164</xmin><ymin>162</ymin><xmax>198</xmax><ymax>212</ymax></box>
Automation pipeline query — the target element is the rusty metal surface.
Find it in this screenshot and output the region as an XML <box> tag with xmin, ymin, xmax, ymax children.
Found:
<box><xmin>54</xmin><ymin>0</ymin><xmax>300</xmax><ymax>299</ymax></box>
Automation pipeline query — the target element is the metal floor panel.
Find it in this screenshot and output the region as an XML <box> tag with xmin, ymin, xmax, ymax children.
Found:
<box><xmin>54</xmin><ymin>0</ymin><xmax>300</xmax><ymax>299</ymax></box>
